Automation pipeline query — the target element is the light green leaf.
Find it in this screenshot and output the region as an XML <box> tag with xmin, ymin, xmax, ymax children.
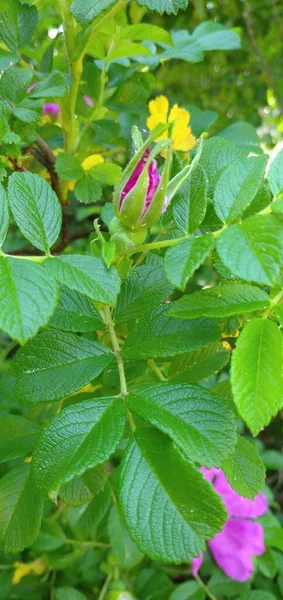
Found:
<box><xmin>108</xmin><ymin>504</ymin><xmax>144</xmax><ymax>570</ymax></box>
<box><xmin>199</xmin><ymin>137</ymin><xmax>244</xmax><ymax>191</ymax></box>
<box><xmin>169</xmin><ymin>283</ymin><xmax>270</xmax><ymax>319</ymax></box>
<box><xmin>136</xmin><ymin>0</ymin><xmax>188</xmax><ymax>14</ymax></box>
<box><xmin>214</xmin><ymin>155</ymin><xmax>267</xmax><ymax>223</ymax></box>
<box><xmin>192</xmin><ymin>21</ymin><xmax>240</xmax><ymax>51</ymax></box>
<box><xmin>45</xmin><ymin>255</ymin><xmax>120</xmax><ymax>306</ymax></box>
<box><xmin>14</xmin><ymin>331</ymin><xmax>113</xmax><ymax>404</ymax></box>
<box><xmin>222</xmin><ymin>435</ymin><xmax>265</xmax><ymax>499</ymax></box>
<box><xmin>33</xmin><ymin>397</ymin><xmax>125</xmax><ymax>498</ymax></box>
<box><xmin>169</xmin><ymin>343</ymin><xmax>230</xmax><ymax>382</ymax></box>
<box><xmin>29</xmin><ymin>70</ymin><xmax>66</xmax><ymax>98</ymax></box>
<box><xmin>217</xmin><ymin>215</ymin><xmax>283</xmax><ymax>286</ymax></box>
<box><xmin>231</xmin><ymin>318</ymin><xmax>283</xmax><ymax>435</ymax></box>
<box><xmin>55</xmin><ymin>153</ymin><xmax>84</xmax><ymax>181</ymax></box>
<box><xmin>70</xmin><ymin>0</ymin><xmax>115</xmax><ymax>24</ymax></box>
<box><xmin>162</xmin><ymin>35</ymin><xmax>202</xmax><ymax>63</ymax></box>
<box><xmin>55</xmin><ymin>588</ymin><xmax>87</xmax><ymax>600</ymax></box>
<box><xmin>13</xmin><ymin>98</ymin><xmax>42</xmax><ymax>122</ymax></box>
<box><xmin>122</xmin><ymin>305</ymin><xmax>220</xmax><ymax>359</ymax></box>
<box><xmin>0</xmin><ymin>257</ymin><xmax>59</xmax><ymax>343</ymax></box>
<box><xmin>108</xmin><ymin>42</ymin><xmax>152</xmax><ymax>62</ymax></box>
<box><xmin>219</xmin><ymin>122</ymin><xmax>262</xmax><ymax>154</ymax></box>
<box><xmin>164</xmin><ymin>234</ymin><xmax>215</xmax><ymax>291</ymax></box>
<box><xmin>0</xmin><ymin>0</ymin><xmax>38</xmax><ymax>51</ymax></box>
<box><xmin>274</xmin><ymin>305</ymin><xmax>283</xmax><ymax>327</ymax></box>
<box><xmin>60</xmin><ymin>464</ymin><xmax>108</xmax><ymax>507</ymax></box>
<box><xmin>49</xmin><ymin>286</ymin><xmax>102</xmax><ymax>333</ymax></box>
<box><xmin>8</xmin><ymin>172</ymin><xmax>62</xmax><ymax>252</ymax></box>
<box><xmin>0</xmin><ymin>464</ymin><xmax>43</xmax><ymax>553</ymax></box>
<box><xmin>128</xmin><ymin>383</ymin><xmax>237</xmax><ymax>466</ymax></box>
<box><xmin>74</xmin><ymin>177</ymin><xmax>102</xmax><ymax>204</ymax></box>
<box><xmin>172</xmin><ymin>165</ymin><xmax>207</xmax><ymax>234</ymax></box>
<box><xmin>239</xmin><ymin>593</ymin><xmax>276</xmax><ymax>600</ymax></box>
<box><xmin>0</xmin><ymin>49</ymin><xmax>19</xmax><ymax>71</ymax></box>
<box><xmin>0</xmin><ymin>67</ymin><xmax>32</xmax><ymax>103</ymax></box>
<box><xmin>170</xmin><ymin>581</ymin><xmax>205</xmax><ymax>600</ymax></box>
<box><xmin>89</xmin><ymin>162</ymin><xmax>122</xmax><ymax>185</ymax></box>
<box><xmin>115</xmin><ymin>260</ymin><xmax>173</xmax><ymax>323</ymax></box>
<box><xmin>0</xmin><ymin>414</ymin><xmax>40</xmax><ymax>463</ymax></box>
<box><xmin>268</xmin><ymin>149</ymin><xmax>283</xmax><ymax>197</ymax></box>
<box><xmin>120</xmin><ymin>23</ymin><xmax>172</xmax><ymax>45</ymax></box>
<box><xmin>0</xmin><ymin>183</ymin><xmax>9</xmax><ymax>247</ymax></box>
<box><xmin>119</xmin><ymin>428</ymin><xmax>226</xmax><ymax>562</ymax></box>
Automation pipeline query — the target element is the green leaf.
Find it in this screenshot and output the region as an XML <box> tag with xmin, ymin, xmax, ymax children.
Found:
<box><xmin>55</xmin><ymin>153</ymin><xmax>84</xmax><ymax>181</ymax></box>
<box><xmin>13</xmin><ymin>98</ymin><xmax>43</xmax><ymax>122</ymax></box>
<box><xmin>268</xmin><ymin>149</ymin><xmax>283</xmax><ymax>197</ymax></box>
<box><xmin>89</xmin><ymin>162</ymin><xmax>122</xmax><ymax>185</ymax></box>
<box><xmin>187</xmin><ymin>104</ymin><xmax>218</xmax><ymax>137</ymax></box>
<box><xmin>0</xmin><ymin>183</ymin><xmax>9</xmax><ymax>247</ymax></box>
<box><xmin>115</xmin><ymin>260</ymin><xmax>173</xmax><ymax>323</ymax></box>
<box><xmin>119</xmin><ymin>428</ymin><xmax>226</xmax><ymax>562</ymax></box>
<box><xmin>257</xmin><ymin>548</ymin><xmax>277</xmax><ymax>579</ymax></box>
<box><xmin>219</xmin><ymin>121</ymin><xmax>262</xmax><ymax>154</ymax></box>
<box><xmin>0</xmin><ymin>49</ymin><xmax>19</xmax><ymax>71</ymax></box>
<box><xmin>192</xmin><ymin>21</ymin><xmax>240</xmax><ymax>51</ymax></box>
<box><xmin>14</xmin><ymin>331</ymin><xmax>113</xmax><ymax>404</ymax></box>
<box><xmin>128</xmin><ymin>383</ymin><xmax>237</xmax><ymax>466</ymax></box>
<box><xmin>120</xmin><ymin>23</ymin><xmax>172</xmax><ymax>45</ymax></box>
<box><xmin>45</xmin><ymin>255</ymin><xmax>120</xmax><ymax>306</ymax></box>
<box><xmin>199</xmin><ymin>137</ymin><xmax>244</xmax><ymax>191</ymax></box>
<box><xmin>208</xmin><ymin>572</ymin><xmax>249</xmax><ymax>597</ymax></box>
<box><xmin>169</xmin><ymin>343</ymin><xmax>230</xmax><ymax>382</ymax></box>
<box><xmin>30</xmin><ymin>70</ymin><xmax>66</xmax><ymax>98</ymax></box>
<box><xmin>274</xmin><ymin>305</ymin><xmax>283</xmax><ymax>326</ymax></box>
<box><xmin>136</xmin><ymin>0</ymin><xmax>188</xmax><ymax>15</ymax></box>
<box><xmin>55</xmin><ymin>588</ymin><xmax>88</xmax><ymax>600</ymax></box>
<box><xmin>70</xmin><ymin>0</ymin><xmax>115</xmax><ymax>24</ymax></box>
<box><xmin>0</xmin><ymin>257</ymin><xmax>59</xmax><ymax>343</ymax></box>
<box><xmin>213</xmin><ymin>155</ymin><xmax>267</xmax><ymax>223</ymax></box>
<box><xmin>164</xmin><ymin>234</ymin><xmax>215</xmax><ymax>291</ymax></box>
<box><xmin>216</xmin><ymin>215</ymin><xmax>283</xmax><ymax>286</ymax></box>
<box><xmin>74</xmin><ymin>177</ymin><xmax>102</xmax><ymax>204</ymax></box>
<box><xmin>170</xmin><ymin>581</ymin><xmax>205</xmax><ymax>600</ymax></box>
<box><xmin>8</xmin><ymin>172</ymin><xmax>62</xmax><ymax>252</ymax></box>
<box><xmin>231</xmin><ymin>318</ymin><xmax>283</xmax><ymax>435</ymax></box>
<box><xmin>108</xmin><ymin>42</ymin><xmax>152</xmax><ymax>62</ymax></box>
<box><xmin>68</xmin><ymin>486</ymin><xmax>111</xmax><ymax>541</ymax></box>
<box><xmin>0</xmin><ymin>67</ymin><xmax>32</xmax><ymax>103</ymax></box>
<box><xmin>108</xmin><ymin>504</ymin><xmax>144</xmax><ymax>570</ymax></box>
<box><xmin>239</xmin><ymin>593</ymin><xmax>277</xmax><ymax>600</ymax></box>
<box><xmin>172</xmin><ymin>165</ymin><xmax>207</xmax><ymax>234</ymax></box>
<box><xmin>60</xmin><ymin>464</ymin><xmax>108</xmax><ymax>506</ymax></box>
<box><xmin>222</xmin><ymin>435</ymin><xmax>265</xmax><ymax>499</ymax></box>
<box><xmin>169</xmin><ymin>283</ymin><xmax>270</xmax><ymax>319</ymax></box>
<box><xmin>33</xmin><ymin>397</ymin><xmax>125</xmax><ymax>498</ymax></box>
<box><xmin>162</xmin><ymin>35</ymin><xmax>202</xmax><ymax>63</ymax></box>
<box><xmin>0</xmin><ymin>0</ymin><xmax>38</xmax><ymax>51</ymax></box>
<box><xmin>122</xmin><ymin>305</ymin><xmax>220</xmax><ymax>359</ymax></box>
<box><xmin>49</xmin><ymin>286</ymin><xmax>102</xmax><ymax>333</ymax></box>
<box><xmin>0</xmin><ymin>464</ymin><xmax>43</xmax><ymax>553</ymax></box>
<box><xmin>0</xmin><ymin>414</ymin><xmax>40</xmax><ymax>463</ymax></box>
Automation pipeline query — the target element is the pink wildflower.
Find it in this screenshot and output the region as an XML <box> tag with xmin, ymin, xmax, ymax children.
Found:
<box><xmin>120</xmin><ymin>148</ymin><xmax>166</xmax><ymax>216</ymax></box>
<box><xmin>43</xmin><ymin>103</ymin><xmax>60</xmax><ymax>118</ymax></box>
<box><xmin>83</xmin><ymin>95</ymin><xmax>94</xmax><ymax>108</ymax></box>
<box><xmin>191</xmin><ymin>467</ymin><xmax>268</xmax><ymax>582</ymax></box>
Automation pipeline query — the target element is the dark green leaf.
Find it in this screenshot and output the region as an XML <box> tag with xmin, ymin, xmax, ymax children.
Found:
<box><xmin>172</xmin><ymin>166</ymin><xmax>207</xmax><ymax>234</ymax></box>
<box><xmin>169</xmin><ymin>343</ymin><xmax>230</xmax><ymax>382</ymax></box>
<box><xmin>67</xmin><ymin>484</ymin><xmax>110</xmax><ymax>538</ymax></box>
<box><xmin>60</xmin><ymin>464</ymin><xmax>108</xmax><ymax>506</ymax></box>
<box><xmin>0</xmin><ymin>0</ymin><xmax>38</xmax><ymax>51</ymax></box>
<box><xmin>170</xmin><ymin>581</ymin><xmax>205</xmax><ymax>600</ymax></box>
<box><xmin>55</xmin><ymin>153</ymin><xmax>84</xmax><ymax>181</ymax></box>
<box><xmin>231</xmin><ymin>318</ymin><xmax>283</xmax><ymax>435</ymax></box>
<box><xmin>108</xmin><ymin>504</ymin><xmax>144</xmax><ymax>570</ymax></box>
<box><xmin>199</xmin><ymin>137</ymin><xmax>244</xmax><ymax>191</ymax></box>
<box><xmin>49</xmin><ymin>286</ymin><xmax>102</xmax><ymax>332</ymax></box>
<box><xmin>164</xmin><ymin>234</ymin><xmax>215</xmax><ymax>291</ymax></box>
<box><xmin>55</xmin><ymin>588</ymin><xmax>87</xmax><ymax>600</ymax></box>
<box><xmin>128</xmin><ymin>383</ymin><xmax>237</xmax><ymax>466</ymax></box>
<box><xmin>0</xmin><ymin>414</ymin><xmax>40</xmax><ymax>462</ymax></box>
<box><xmin>268</xmin><ymin>149</ymin><xmax>283</xmax><ymax>197</ymax></box>
<box><xmin>30</xmin><ymin>70</ymin><xmax>66</xmax><ymax>98</ymax></box>
<box><xmin>70</xmin><ymin>0</ymin><xmax>116</xmax><ymax>24</ymax></box>
<box><xmin>222</xmin><ymin>435</ymin><xmax>265</xmax><ymax>499</ymax></box>
<box><xmin>0</xmin><ymin>183</ymin><xmax>9</xmax><ymax>247</ymax></box>
<box><xmin>136</xmin><ymin>0</ymin><xmax>188</xmax><ymax>14</ymax></box>
<box><xmin>45</xmin><ymin>255</ymin><xmax>120</xmax><ymax>306</ymax></box>
<box><xmin>119</xmin><ymin>428</ymin><xmax>226</xmax><ymax>562</ymax></box>
<box><xmin>0</xmin><ymin>464</ymin><xmax>43</xmax><ymax>553</ymax></box>
<box><xmin>8</xmin><ymin>172</ymin><xmax>62</xmax><ymax>252</ymax></box>
<box><xmin>33</xmin><ymin>397</ymin><xmax>125</xmax><ymax>498</ymax></box>
<box><xmin>14</xmin><ymin>331</ymin><xmax>113</xmax><ymax>404</ymax></box>
<box><xmin>13</xmin><ymin>98</ymin><xmax>43</xmax><ymax>122</ymax></box>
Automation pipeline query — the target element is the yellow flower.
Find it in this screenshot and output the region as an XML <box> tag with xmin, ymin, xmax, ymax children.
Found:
<box><xmin>82</xmin><ymin>154</ymin><xmax>104</xmax><ymax>170</ymax></box>
<box><xmin>12</xmin><ymin>558</ymin><xmax>48</xmax><ymax>585</ymax></box>
<box><xmin>147</xmin><ymin>95</ymin><xmax>196</xmax><ymax>152</ymax></box>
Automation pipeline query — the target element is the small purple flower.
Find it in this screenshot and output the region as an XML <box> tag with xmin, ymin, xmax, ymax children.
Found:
<box><xmin>120</xmin><ymin>148</ymin><xmax>166</xmax><ymax>216</ymax></box>
<box><xmin>43</xmin><ymin>103</ymin><xmax>60</xmax><ymax>118</ymax></box>
<box><xmin>191</xmin><ymin>467</ymin><xmax>268</xmax><ymax>582</ymax></box>
<box><xmin>83</xmin><ymin>95</ymin><xmax>94</xmax><ymax>108</ymax></box>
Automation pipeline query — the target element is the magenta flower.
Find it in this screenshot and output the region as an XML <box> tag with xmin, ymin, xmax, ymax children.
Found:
<box><xmin>43</xmin><ymin>103</ymin><xmax>60</xmax><ymax>118</ymax></box>
<box><xmin>120</xmin><ymin>148</ymin><xmax>166</xmax><ymax>216</ymax></box>
<box><xmin>191</xmin><ymin>467</ymin><xmax>268</xmax><ymax>582</ymax></box>
<box><xmin>83</xmin><ymin>95</ymin><xmax>94</xmax><ymax>108</ymax></box>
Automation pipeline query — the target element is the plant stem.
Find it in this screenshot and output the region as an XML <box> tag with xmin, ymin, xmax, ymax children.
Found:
<box><xmin>148</xmin><ymin>359</ymin><xmax>167</xmax><ymax>381</ymax></box>
<box><xmin>98</xmin><ymin>573</ymin><xmax>113</xmax><ymax>600</ymax></box>
<box><xmin>262</xmin><ymin>289</ymin><xmax>283</xmax><ymax>318</ymax></box>
<box><xmin>132</xmin><ymin>236</ymin><xmax>186</xmax><ymax>254</ymax></box>
<box><xmin>66</xmin><ymin>539</ymin><xmax>110</xmax><ymax>548</ymax></box>
<box><xmin>195</xmin><ymin>574</ymin><xmax>219</xmax><ymax>600</ymax></box>
<box><xmin>100</xmin><ymin>306</ymin><xmax>135</xmax><ymax>431</ymax></box>
<box><xmin>1</xmin><ymin>253</ymin><xmax>47</xmax><ymax>263</ymax></box>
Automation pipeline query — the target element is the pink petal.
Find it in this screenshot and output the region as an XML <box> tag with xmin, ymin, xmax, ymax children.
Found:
<box><xmin>27</xmin><ymin>83</ymin><xmax>36</xmax><ymax>93</ymax></box>
<box><xmin>43</xmin><ymin>103</ymin><xmax>60</xmax><ymax>117</ymax></box>
<box><xmin>142</xmin><ymin>159</ymin><xmax>160</xmax><ymax>214</ymax></box>
<box><xmin>209</xmin><ymin>519</ymin><xmax>265</xmax><ymax>582</ymax></box>
<box><xmin>83</xmin><ymin>95</ymin><xmax>94</xmax><ymax>108</ymax></box>
<box><xmin>202</xmin><ymin>468</ymin><xmax>268</xmax><ymax>519</ymax></box>
<box><xmin>191</xmin><ymin>552</ymin><xmax>204</xmax><ymax>576</ymax></box>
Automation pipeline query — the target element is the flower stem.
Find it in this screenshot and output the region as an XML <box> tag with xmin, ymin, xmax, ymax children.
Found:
<box><xmin>98</xmin><ymin>574</ymin><xmax>113</xmax><ymax>600</ymax></box>
<box><xmin>262</xmin><ymin>288</ymin><xmax>283</xmax><ymax>318</ymax></box>
<box><xmin>195</xmin><ymin>574</ymin><xmax>219</xmax><ymax>600</ymax></box>
<box><xmin>100</xmin><ymin>306</ymin><xmax>136</xmax><ymax>432</ymax></box>
<box><xmin>132</xmin><ymin>236</ymin><xmax>186</xmax><ymax>254</ymax></box>
<box><xmin>148</xmin><ymin>359</ymin><xmax>167</xmax><ymax>381</ymax></box>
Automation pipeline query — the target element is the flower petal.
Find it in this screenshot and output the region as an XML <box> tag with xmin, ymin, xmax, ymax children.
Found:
<box><xmin>82</xmin><ymin>154</ymin><xmax>104</xmax><ymax>170</ymax></box>
<box><xmin>147</xmin><ymin>95</ymin><xmax>169</xmax><ymax>135</ymax></box>
<box><xmin>209</xmin><ymin>519</ymin><xmax>265</xmax><ymax>582</ymax></box>
<box><xmin>191</xmin><ymin>552</ymin><xmax>204</xmax><ymax>576</ymax></box>
<box><xmin>43</xmin><ymin>103</ymin><xmax>60</xmax><ymax>117</ymax></box>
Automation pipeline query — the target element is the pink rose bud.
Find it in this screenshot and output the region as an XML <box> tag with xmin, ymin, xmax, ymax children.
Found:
<box><xmin>43</xmin><ymin>103</ymin><xmax>60</xmax><ymax>118</ymax></box>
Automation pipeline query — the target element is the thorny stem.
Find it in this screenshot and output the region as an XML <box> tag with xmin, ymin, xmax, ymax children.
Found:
<box><xmin>100</xmin><ymin>306</ymin><xmax>136</xmax><ymax>431</ymax></box>
<box><xmin>195</xmin><ymin>574</ymin><xmax>219</xmax><ymax>600</ymax></box>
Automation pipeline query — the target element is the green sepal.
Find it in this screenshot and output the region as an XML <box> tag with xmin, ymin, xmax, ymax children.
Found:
<box><xmin>166</xmin><ymin>136</ymin><xmax>204</xmax><ymax>202</ymax></box>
